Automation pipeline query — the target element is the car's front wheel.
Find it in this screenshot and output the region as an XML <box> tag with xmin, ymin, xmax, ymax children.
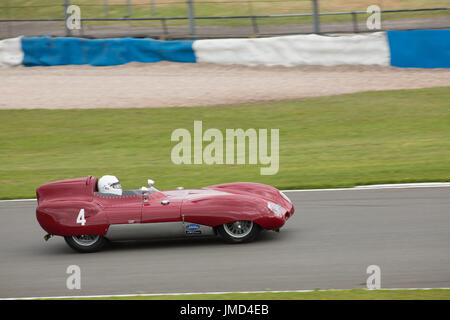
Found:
<box><xmin>216</xmin><ymin>220</ymin><xmax>261</xmax><ymax>243</ymax></box>
<box><xmin>64</xmin><ymin>235</ymin><xmax>107</xmax><ymax>253</ymax></box>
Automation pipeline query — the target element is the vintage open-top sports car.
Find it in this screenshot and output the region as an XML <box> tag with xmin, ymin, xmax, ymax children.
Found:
<box><xmin>36</xmin><ymin>176</ymin><xmax>294</xmax><ymax>252</ymax></box>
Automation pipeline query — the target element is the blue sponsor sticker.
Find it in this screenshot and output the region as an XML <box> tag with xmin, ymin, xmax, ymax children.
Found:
<box><xmin>186</xmin><ymin>223</ymin><xmax>200</xmax><ymax>231</ymax></box>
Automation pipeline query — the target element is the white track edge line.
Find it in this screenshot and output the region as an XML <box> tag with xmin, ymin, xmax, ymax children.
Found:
<box><xmin>282</xmin><ymin>182</ymin><xmax>450</xmax><ymax>192</ymax></box>
<box><xmin>0</xmin><ymin>198</ymin><xmax>36</xmax><ymax>203</ymax></box>
<box><xmin>2</xmin><ymin>287</ymin><xmax>450</xmax><ymax>300</ymax></box>
<box><xmin>2</xmin><ymin>182</ymin><xmax>449</xmax><ymax>203</ymax></box>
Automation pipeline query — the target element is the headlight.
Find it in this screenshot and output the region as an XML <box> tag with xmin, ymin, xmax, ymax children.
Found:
<box><xmin>267</xmin><ymin>201</ymin><xmax>284</xmax><ymax>217</ymax></box>
<box><xmin>280</xmin><ymin>191</ymin><xmax>292</xmax><ymax>204</ymax></box>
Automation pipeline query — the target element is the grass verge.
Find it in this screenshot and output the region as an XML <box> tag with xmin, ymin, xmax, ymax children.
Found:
<box><xmin>0</xmin><ymin>87</ymin><xmax>449</xmax><ymax>199</ymax></box>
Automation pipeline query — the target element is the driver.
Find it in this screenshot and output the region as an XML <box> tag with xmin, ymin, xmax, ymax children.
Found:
<box><xmin>97</xmin><ymin>175</ymin><xmax>122</xmax><ymax>196</ymax></box>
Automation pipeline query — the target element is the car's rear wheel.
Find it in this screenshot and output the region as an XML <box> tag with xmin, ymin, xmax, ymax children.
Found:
<box><xmin>217</xmin><ymin>220</ymin><xmax>261</xmax><ymax>243</ymax></box>
<box><xmin>64</xmin><ymin>235</ymin><xmax>107</xmax><ymax>253</ymax></box>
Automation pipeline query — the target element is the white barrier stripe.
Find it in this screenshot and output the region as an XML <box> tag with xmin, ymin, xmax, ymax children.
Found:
<box><xmin>0</xmin><ymin>36</ymin><xmax>24</xmax><ymax>67</ymax></box>
<box><xmin>1</xmin><ymin>182</ymin><xmax>449</xmax><ymax>203</ymax></box>
<box><xmin>2</xmin><ymin>287</ymin><xmax>449</xmax><ymax>300</ymax></box>
<box><xmin>194</xmin><ymin>32</ymin><xmax>390</xmax><ymax>67</ymax></box>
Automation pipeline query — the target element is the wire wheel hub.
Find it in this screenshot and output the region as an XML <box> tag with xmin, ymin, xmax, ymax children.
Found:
<box><xmin>71</xmin><ymin>235</ymin><xmax>100</xmax><ymax>246</ymax></box>
<box><xmin>223</xmin><ymin>220</ymin><xmax>253</xmax><ymax>238</ymax></box>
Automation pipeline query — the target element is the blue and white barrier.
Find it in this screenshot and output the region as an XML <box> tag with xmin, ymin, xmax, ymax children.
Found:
<box><xmin>0</xmin><ymin>30</ymin><xmax>448</xmax><ymax>68</ymax></box>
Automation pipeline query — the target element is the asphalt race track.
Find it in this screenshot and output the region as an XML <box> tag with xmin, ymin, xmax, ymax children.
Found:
<box><xmin>0</xmin><ymin>186</ymin><xmax>449</xmax><ymax>298</ymax></box>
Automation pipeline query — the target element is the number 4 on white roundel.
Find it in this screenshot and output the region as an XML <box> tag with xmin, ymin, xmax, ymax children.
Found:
<box><xmin>76</xmin><ymin>209</ymin><xmax>86</xmax><ymax>226</ymax></box>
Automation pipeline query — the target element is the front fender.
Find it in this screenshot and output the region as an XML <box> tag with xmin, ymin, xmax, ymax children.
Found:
<box><xmin>205</xmin><ymin>182</ymin><xmax>293</xmax><ymax>215</ymax></box>
<box><xmin>181</xmin><ymin>194</ymin><xmax>286</xmax><ymax>230</ymax></box>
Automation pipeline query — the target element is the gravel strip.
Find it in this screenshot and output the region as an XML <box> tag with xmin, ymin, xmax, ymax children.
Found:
<box><xmin>0</xmin><ymin>62</ymin><xmax>449</xmax><ymax>109</ymax></box>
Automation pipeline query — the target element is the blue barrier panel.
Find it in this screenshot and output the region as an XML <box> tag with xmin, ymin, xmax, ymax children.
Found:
<box><xmin>21</xmin><ymin>37</ymin><xmax>196</xmax><ymax>66</ymax></box>
<box><xmin>387</xmin><ymin>30</ymin><xmax>450</xmax><ymax>68</ymax></box>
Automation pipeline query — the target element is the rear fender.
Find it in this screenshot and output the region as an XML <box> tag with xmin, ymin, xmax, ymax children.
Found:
<box><xmin>36</xmin><ymin>201</ymin><xmax>109</xmax><ymax>236</ymax></box>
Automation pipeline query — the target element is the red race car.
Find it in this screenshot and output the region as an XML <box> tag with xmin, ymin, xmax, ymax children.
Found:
<box><xmin>36</xmin><ymin>175</ymin><xmax>294</xmax><ymax>253</ymax></box>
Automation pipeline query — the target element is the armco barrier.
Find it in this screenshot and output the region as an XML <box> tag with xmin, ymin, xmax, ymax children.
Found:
<box><xmin>0</xmin><ymin>30</ymin><xmax>448</xmax><ymax>68</ymax></box>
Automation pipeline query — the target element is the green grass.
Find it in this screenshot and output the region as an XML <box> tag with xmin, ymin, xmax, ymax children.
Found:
<box><xmin>1</xmin><ymin>0</ymin><xmax>448</xmax><ymax>28</ymax></box>
<box><xmin>48</xmin><ymin>289</ymin><xmax>450</xmax><ymax>300</ymax></box>
<box><xmin>0</xmin><ymin>87</ymin><xmax>449</xmax><ymax>199</ymax></box>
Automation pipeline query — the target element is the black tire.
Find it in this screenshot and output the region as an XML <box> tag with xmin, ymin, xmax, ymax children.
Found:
<box><xmin>64</xmin><ymin>235</ymin><xmax>107</xmax><ymax>253</ymax></box>
<box><xmin>216</xmin><ymin>220</ymin><xmax>261</xmax><ymax>244</ymax></box>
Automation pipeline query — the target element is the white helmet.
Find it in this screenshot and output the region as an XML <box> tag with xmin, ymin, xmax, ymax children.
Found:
<box><xmin>98</xmin><ymin>175</ymin><xmax>122</xmax><ymax>196</ymax></box>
